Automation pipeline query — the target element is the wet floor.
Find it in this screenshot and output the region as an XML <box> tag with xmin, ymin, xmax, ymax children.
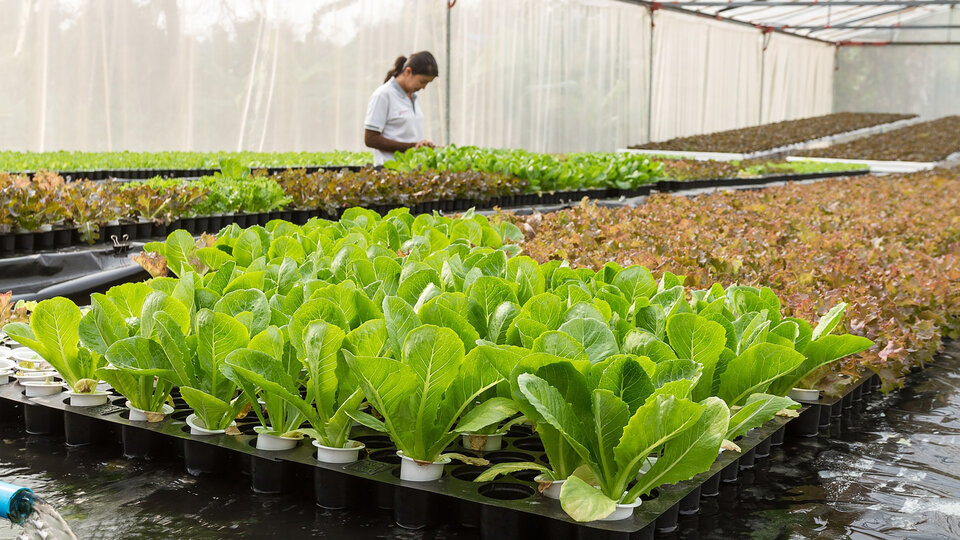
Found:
<box><xmin>1</xmin><ymin>340</ymin><xmax>958</xmax><ymax>539</ymax></box>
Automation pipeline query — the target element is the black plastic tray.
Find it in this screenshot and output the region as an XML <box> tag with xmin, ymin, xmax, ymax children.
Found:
<box><xmin>0</xmin><ymin>379</ymin><xmax>812</xmax><ymax>539</ymax></box>
<box><xmin>653</xmin><ymin>169</ymin><xmax>870</xmax><ymax>193</ymax></box>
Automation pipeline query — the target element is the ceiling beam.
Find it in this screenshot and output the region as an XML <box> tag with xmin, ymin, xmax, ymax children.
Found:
<box><xmin>666</xmin><ymin>1</ymin><xmax>958</xmax><ymax>6</ymax></box>
<box><xmin>784</xmin><ymin>23</ymin><xmax>960</xmax><ymax>27</ymax></box>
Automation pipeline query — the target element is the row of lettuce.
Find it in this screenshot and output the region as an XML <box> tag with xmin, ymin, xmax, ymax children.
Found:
<box><xmin>0</xmin><ymin>151</ymin><xmax>862</xmax><ymax>242</ymax></box>
<box><xmin>2</xmin><ymin>208</ymin><xmax>871</xmax><ymax>522</ymax></box>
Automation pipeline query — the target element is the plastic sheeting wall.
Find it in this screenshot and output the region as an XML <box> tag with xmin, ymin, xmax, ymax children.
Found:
<box><xmin>835</xmin><ymin>46</ymin><xmax>960</xmax><ymax>120</ymax></box>
<box><xmin>761</xmin><ymin>33</ymin><xmax>834</xmax><ymax>124</ymax></box>
<box><xmin>0</xmin><ymin>0</ymin><xmax>834</xmax><ymax>153</ymax></box>
<box><xmin>649</xmin><ymin>10</ymin><xmax>762</xmax><ymax>142</ymax></box>
<box><xmin>449</xmin><ymin>0</ymin><xmax>650</xmax><ymax>152</ymax></box>
<box><xmin>0</xmin><ymin>0</ymin><xmax>447</xmax><ymax>153</ymax></box>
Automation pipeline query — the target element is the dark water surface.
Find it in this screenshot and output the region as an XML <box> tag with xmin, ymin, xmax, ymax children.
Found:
<box><xmin>1</xmin><ymin>341</ymin><xmax>958</xmax><ymax>540</ymax></box>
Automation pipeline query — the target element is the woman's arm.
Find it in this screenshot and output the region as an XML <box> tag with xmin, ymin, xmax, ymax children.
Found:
<box><xmin>364</xmin><ymin>130</ymin><xmax>435</xmax><ymax>152</ymax></box>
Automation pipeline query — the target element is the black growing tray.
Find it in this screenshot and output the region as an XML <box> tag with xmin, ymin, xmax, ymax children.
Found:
<box><xmin>0</xmin><ymin>378</ymin><xmax>817</xmax><ymax>540</ymax></box>
<box><xmin>12</xmin><ymin>165</ymin><xmax>364</xmax><ymax>181</ymax></box>
<box><xmin>653</xmin><ymin>169</ymin><xmax>870</xmax><ymax>193</ymax></box>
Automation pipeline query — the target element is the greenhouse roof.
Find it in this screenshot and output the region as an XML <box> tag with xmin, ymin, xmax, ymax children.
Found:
<box><xmin>650</xmin><ymin>1</ymin><xmax>959</xmax><ymax>43</ymax></box>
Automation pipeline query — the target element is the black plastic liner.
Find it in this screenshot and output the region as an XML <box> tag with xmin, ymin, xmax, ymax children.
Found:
<box><xmin>0</xmin><ymin>244</ymin><xmax>151</xmax><ymax>303</ymax></box>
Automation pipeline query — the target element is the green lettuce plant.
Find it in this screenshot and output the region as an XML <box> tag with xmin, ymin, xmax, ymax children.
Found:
<box><xmin>4</xmin><ymin>297</ymin><xmax>106</xmax><ymax>393</ymax></box>
<box><xmin>345</xmin><ymin>323</ymin><xmax>515</xmax><ymax>464</ymax></box>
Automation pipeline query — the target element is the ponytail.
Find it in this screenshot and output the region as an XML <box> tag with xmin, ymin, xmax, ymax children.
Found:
<box><xmin>383</xmin><ymin>51</ymin><xmax>439</xmax><ymax>83</ymax></box>
<box><xmin>384</xmin><ymin>56</ymin><xmax>407</xmax><ymax>83</ymax></box>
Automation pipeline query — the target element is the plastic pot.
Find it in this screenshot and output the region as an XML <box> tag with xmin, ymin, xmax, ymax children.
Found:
<box><xmin>0</xmin><ymin>234</ymin><xmax>14</xmax><ymax>254</ymax></box>
<box><xmin>313</xmin><ymin>439</ymin><xmax>364</xmax><ymax>464</ymax></box>
<box><xmin>398</xmin><ymin>451</ymin><xmax>450</xmax><ymax>482</ymax></box>
<box><xmin>14</xmin><ymin>232</ymin><xmax>34</xmax><ymax>253</ymax></box>
<box><xmin>22</xmin><ymin>381</ymin><xmax>64</xmax><ymax>398</ymax></box>
<box><xmin>13</xmin><ymin>371</ymin><xmax>58</xmax><ymax>385</ymax></box>
<box><xmin>64</xmin><ymin>409</ymin><xmax>100</xmax><ymax>447</ymax></box>
<box><xmin>250</xmin><ymin>456</ymin><xmax>285</xmax><ymax>494</ymax></box>
<box><xmin>255</xmin><ymin>431</ymin><xmax>300</xmax><ymax>451</ymax></box>
<box><xmin>314</xmin><ymin>467</ymin><xmax>351</xmax><ymax>510</ymax></box>
<box><xmin>68</xmin><ymin>391</ymin><xmax>110</xmax><ymax>407</ymax></box>
<box><xmin>24</xmin><ymin>403</ymin><xmax>63</xmax><ymax>435</ymax></box>
<box><xmin>126</xmin><ymin>401</ymin><xmax>174</xmax><ymax>422</ymax></box>
<box><xmin>185</xmin><ymin>414</ymin><xmax>233</xmax><ymax>436</ymax></box>
<box><xmin>788</xmin><ymin>387</ymin><xmax>820</xmax><ymax>401</ymax></box>
<box><xmin>600</xmin><ymin>498</ymin><xmax>642</xmax><ymax>521</ymax></box>
<box><xmin>534</xmin><ymin>474</ymin><xmax>564</xmax><ymax>499</ymax></box>
<box><xmin>461</xmin><ymin>432</ymin><xmax>503</xmax><ymax>452</ymax></box>
<box><xmin>183</xmin><ymin>439</ymin><xmax>227</xmax><ymax>476</ymax></box>
<box><xmin>0</xmin><ymin>370</ymin><xmax>11</xmax><ymax>385</ymax></box>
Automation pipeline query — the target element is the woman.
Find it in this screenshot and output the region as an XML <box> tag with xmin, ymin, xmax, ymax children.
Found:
<box><xmin>364</xmin><ymin>51</ymin><xmax>439</xmax><ymax>166</ymax></box>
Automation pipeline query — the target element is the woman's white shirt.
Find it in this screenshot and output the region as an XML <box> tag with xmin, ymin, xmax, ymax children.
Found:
<box><xmin>364</xmin><ymin>78</ymin><xmax>425</xmax><ymax>166</ymax></box>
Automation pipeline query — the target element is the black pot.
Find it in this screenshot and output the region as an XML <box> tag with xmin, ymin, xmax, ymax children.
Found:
<box><xmin>24</xmin><ymin>403</ymin><xmax>63</xmax><ymax>435</ymax></box>
<box><xmin>679</xmin><ymin>485</ymin><xmax>701</xmax><ymax>515</ymax></box>
<box><xmin>738</xmin><ymin>447</ymin><xmax>757</xmax><ymax>469</ymax></box>
<box><xmin>655</xmin><ymin>501</ymin><xmax>681</xmax><ymax>533</ymax></box>
<box><xmin>721</xmin><ymin>459</ymin><xmax>739</xmax><ymax>483</ymax></box>
<box><xmin>184</xmin><ymin>439</ymin><xmax>226</xmax><ymax>476</ymax></box>
<box><xmin>788</xmin><ymin>406</ymin><xmax>821</xmax><ymax>438</ymax></box>
<box><xmin>194</xmin><ymin>216</ymin><xmax>211</xmax><ymax>235</ymax></box>
<box><xmin>754</xmin><ymin>436</ymin><xmax>773</xmax><ymax>458</ymax></box>
<box><xmin>771</xmin><ymin>425</ymin><xmax>786</xmax><ymax>446</ymax></box>
<box><xmin>208</xmin><ymin>215</ymin><xmax>224</xmax><ymax>232</ymax></box>
<box><xmin>14</xmin><ymin>231</ymin><xmax>35</xmax><ymax>253</ymax></box>
<box><xmin>54</xmin><ymin>227</ymin><xmax>74</xmax><ymax>248</ymax></box>
<box><xmin>101</xmin><ymin>223</ymin><xmax>121</xmax><ymax>244</ymax></box>
<box><xmin>232</xmin><ymin>214</ymin><xmax>248</xmax><ymax>228</ymax></box>
<box><xmin>136</xmin><ymin>221</ymin><xmax>153</xmax><ymax>239</ymax></box>
<box><xmin>393</xmin><ymin>486</ymin><xmax>432</xmax><ymax>530</ymax></box>
<box><xmin>35</xmin><ymin>230</ymin><xmax>54</xmax><ymax>251</ymax></box>
<box><xmin>701</xmin><ymin>471</ymin><xmax>722</xmax><ymax>497</ymax></box>
<box><xmin>251</xmin><ymin>456</ymin><xmax>285</xmax><ymax>494</ymax></box>
<box><xmin>64</xmin><ymin>410</ymin><xmax>99</xmax><ymax>447</ymax></box>
<box><xmin>0</xmin><ymin>233</ymin><xmax>15</xmax><ymax>255</ymax></box>
<box><xmin>179</xmin><ymin>217</ymin><xmax>196</xmax><ymax>235</ymax></box>
<box><xmin>169</xmin><ymin>219</ymin><xmax>183</xmax><ymax>232</ymax></box>
<box><xmin>118</xmin><ymin>222</ymin><xmax>136</xmax><ymax>241</ymax></box>
<box><xmin>122</xmin><ymin>425</ymin><xmax>155</xmax><ymax>459</ymax></box>
<box><xmin>314</xmin><ymin>467</ymin><xmax>351</xmax><ymax>509</ymax></box>
<box><xmin>152</xmin><ymin>222</ymin><xmax>168</xmax><ymax>238</ymax></box>
<box><xmin>256</xmin><ymin>213</ymin><xmax>270</xmax><ymax>226</ymax></box>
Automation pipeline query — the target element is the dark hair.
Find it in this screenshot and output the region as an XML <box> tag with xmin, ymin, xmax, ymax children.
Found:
<box><xmin>384</xmin><ymin>51</ymin><xmax>439</xmax><ymax>83</ymax></box>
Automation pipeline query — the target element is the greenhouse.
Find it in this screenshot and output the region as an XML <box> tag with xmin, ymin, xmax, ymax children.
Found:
<box><xmin>0</xmin><ymin>0</ymin><xmax>958</xmax><ymax>538</ymax></box>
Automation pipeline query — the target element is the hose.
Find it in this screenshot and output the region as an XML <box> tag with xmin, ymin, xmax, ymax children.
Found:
<box><xmin>0</xmin><ymin>481</ymin><xmax>33</xmax><ymax>525</ymax></box>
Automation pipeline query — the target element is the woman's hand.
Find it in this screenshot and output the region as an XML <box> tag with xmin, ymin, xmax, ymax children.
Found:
<box><xmin>414</xmin><ymin>139</ymin><xmax>437</xmax><ymax>149</ymax></box>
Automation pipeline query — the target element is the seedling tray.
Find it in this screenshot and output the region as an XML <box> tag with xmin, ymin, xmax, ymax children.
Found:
<box><xmin>653</xmin><ymin>169</ymin><xmax>870</xmax><ymax>193</ymax></box>
<box><xmin>0</xmin><ymin>379</ymin><xmax>820</xmax><ymax>540</ymax></box>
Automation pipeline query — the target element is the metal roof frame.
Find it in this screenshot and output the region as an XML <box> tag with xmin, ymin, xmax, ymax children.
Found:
<box><xmin>623</xmin><ymin>0</ymin><xmax>958</xmax><ymax>43</ymax></box>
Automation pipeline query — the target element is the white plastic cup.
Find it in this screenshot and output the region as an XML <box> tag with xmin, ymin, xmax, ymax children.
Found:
<box><xmin>256</xmin><ymin>431</ymin><xmax>300</xmax><ymax>451</ymax></box>
<box><xmin>398</xmin><ymin>451</ymin><xmax>450</xmax><ymax>482</ymax></box>
<box><xmin>68</xmin><ymin>391</ymin><xmax>110</xmax><ymax>407</ymax></box>
<box><xmin>186</xmin><ymin>413</ymin><xmax>235</xmax><ymax>436</ymax></box>
<box><xmin>788</xmin><ymin>387</ymin><xmax>820</xmax><ymax>401</ymax></box>
<box><xmin>534</xmin><ymin>475</ymin><xmax>565</xmax><ymax>500</ymax></box>
<box><xmin>600</xmin><ymin>499</ymin><xmax>642</xmax><ymax>521</ymax></box>
<box><xmin>126</xmin><ymin>401</ymin><xmax>174</xmax><ymax>422</ymax></box>
<box><xmin>22</xmin><ymin>381</ymin><xmax>64</xmax><ymax>398</ymax></box>
<box><xmin>461</xmin><ymin>432</ymin><xmax>503</xmax><ymax>452</ymax></box>
<box><xmin>313</xmin><ymin>440</ymin><xmax>365</xmax><ymax>464</ymax></box>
